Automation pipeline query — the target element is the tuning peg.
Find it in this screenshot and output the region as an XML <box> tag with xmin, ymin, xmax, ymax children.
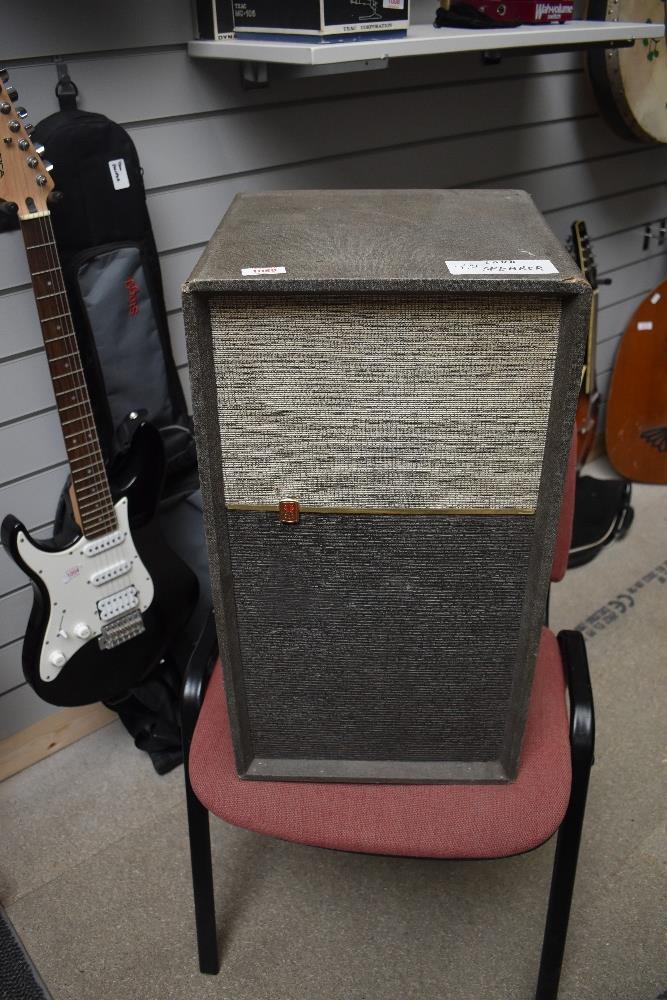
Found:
<box><xmin>0</xmin><ymin>69</ymin><xmax>9</xmax><ymax>84</ymax></box>
<box><xmin>34</xmin><ymin>143</ymin><xmax>45</xmax><ymax>155</ymax></box>
<box><xmin>24</xmin><ymin>123</ymin><xmax>33</xmax><ymax>134</ymax></box>
<box><xmin>5</xmin><ymin>85</ymin><xmax>17</xmax><ymax>102</ymax></box>
<box><xmin>15</xmin><ymin>105</ymin><xmax>28</xmax><ymax>118</ymax></box>
<box><xmin>42</xmin><ymin>158</ymin><xmax>54</xmax><ymax>172</ymax></box>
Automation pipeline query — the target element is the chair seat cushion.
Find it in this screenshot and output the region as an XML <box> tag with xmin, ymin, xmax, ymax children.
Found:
<box><xmin>189</xmin><ymin>628</ymin><xmax>571</xmax><ymax>858</ymax></box>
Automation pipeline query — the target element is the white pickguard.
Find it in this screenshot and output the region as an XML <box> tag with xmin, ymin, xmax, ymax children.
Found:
<box><xmin>16</xmin><ymin>497</ymin><xmax>154</xmax><ymax>683</ymax></box>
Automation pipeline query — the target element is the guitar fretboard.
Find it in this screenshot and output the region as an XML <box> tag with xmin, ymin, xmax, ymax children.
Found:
<box><xmin>21</xmin><ymin>214</ymin><xmax>117</xmax><ymax>539</ymax></box>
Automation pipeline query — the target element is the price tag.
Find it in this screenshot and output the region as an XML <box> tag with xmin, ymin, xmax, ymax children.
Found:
<box><xmin>446</xmin><ymin>260</ymin><xmax>558</xmax><ymax>275</ymax></box>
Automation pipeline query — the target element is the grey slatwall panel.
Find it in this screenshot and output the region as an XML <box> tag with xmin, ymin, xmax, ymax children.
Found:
<box><xmin>6</xmin><ymin>47</ymin><xmax>586</xmax><ymax>128</ymax></box>
<box><xmin>0</xmin><ymin>466</ymin><xmax>67</xmax><ymax>531</ymax></box>
<box><xmin>1</xmin><ymin>13</ymin><xmax>667</xmax><ymax>736</ymax></box>
<box><xmin>129</xmin><ymin>71</ymin><xmax>599</xmax><ymax>191</ymax></box>
<box><xmin>597</xmin><ymin>256</ymin><xmax>667</xmax><ymax>309</ymax></box>
<box><xmin>0</xmin><ymin>289</ymin><xmax>42</xmax><ymax>360</ymax></box>
<box><xmin>0</xmin><ymin>527</ymin><xmax>54</xmax><ymax>616</ymax></box>
<box><xmin>0</xmin><ymin>589</ymin><xmax>32</xmax><ymax>650</ymax></box>
<box><xmin>597</xmin><ymin>335</ymin><xmax>621</xmax><ymax>375</ymax></box>
<box><xmin>3</xmin><ymin>0</ymin><xmax>191</xmax><ymax>60</ymax></box>
<box><xmin>146</xmin><ymin>136</ymin><xmax>665</xmax><ymax>255</ymax></box>
<box><xmin>0</xmin><ymin>641</ymin><xmax>23</xmax><ymax>698</ymax></box>
<box><xmin>168</xmin><ymin>313</ymin><xmax>187</xmax><ymax>368</ymax></box>
<box><xmin>545</xmin><ymin>187</ymin><xmax>667</xmax><ymax>242</ymax></box>
<box><xmin>0</xmin><ymin>412</ymin><xmax>66</xmax><ymax>484</ymax></box>
<box><xmin>0</xmin><ymin>683</ymin><xmax>64</xmax><ymax>741</ymax></box>
<box><xmin>0</xmin><ymin>354</ymin><xmax>55</xmax><ymax>424</ymax></box>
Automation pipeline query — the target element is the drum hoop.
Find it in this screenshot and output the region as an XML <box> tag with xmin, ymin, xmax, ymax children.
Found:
<box><xmin>586</xmin><ymin>0</ymin><xmax>667</xmax><ymax>145</ymax></box>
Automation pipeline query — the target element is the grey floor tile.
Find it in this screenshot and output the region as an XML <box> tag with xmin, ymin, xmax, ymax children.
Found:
<box><xmin>7</xmin><ymin>801</ymin><xmax>558</xmax><ymax>1000</ymax></box>
<box><xmin>0</xmin><ymin>719</ymin><xmax>183</xmax><ymax>904</ymax></box>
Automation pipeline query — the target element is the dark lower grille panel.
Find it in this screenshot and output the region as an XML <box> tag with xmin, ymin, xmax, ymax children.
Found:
<box><xmin>227</xmin><ymin>512</ymin><xmax>534</xmax><ymax>763</ymax></box>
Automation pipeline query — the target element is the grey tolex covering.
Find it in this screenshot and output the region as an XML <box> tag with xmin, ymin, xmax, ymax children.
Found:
<box><xmin>183</xmin><ymin>189</ymin><xmax>590</xmax><ymax>784</ymax></box>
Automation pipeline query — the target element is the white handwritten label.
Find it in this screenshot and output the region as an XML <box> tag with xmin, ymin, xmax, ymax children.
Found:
<box><xmin>650</xmin><ymin>292</ymin><xmax>661</xmax><ymax>305</ymax></box>
<box><xmin>108</xmin><ymin>158</ymin><xmax>130</xmax><ymax>191</ymax></box>
<box><xmin>637</xmin><ymin>321</ymin><xmax>653</xmax><ymax>331</ymax></box>
<box><xmin>446</xmin><ymin>259</ymin><xmax>558</xmax><ymax>275</ymax></box>
<box><xmin>383</xmin><ymin>0</ymin><xmax>405</xmax><ymax>8</ymax></box>
<box><xmin>241</xmin><ymin>266</ymin><xmax>287</xmax><ymax>277</ymax></box>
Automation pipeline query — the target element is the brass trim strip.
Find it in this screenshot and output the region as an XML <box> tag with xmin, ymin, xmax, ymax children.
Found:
<box><xmin>225</xmin><ymin>504</ymin><xmax>535</xmax><ymax>516</ymax></box>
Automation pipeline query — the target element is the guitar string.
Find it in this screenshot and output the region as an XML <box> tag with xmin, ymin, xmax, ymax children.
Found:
<box><xmin>35</xmin><ymin>211</ymin><xmax>132</xmax><ymax>633</ymax></box>
<box><xmin>40</xmin><ymin>208</ymin><xmax>141</xmax><ymax>613</ymax></box>
<box><xmin>37</xmin><ymin>213</ymin><xmax>115</xmax><ymax>535</ymax></box>
<box><xmin>28</xmin><ymin>209</ymin><xmax>111</xmax><ymax>658</ymax></box>
<box><xmin>38</xmin><ymin>212</ymin><xmax>126</xmax><ymax>597</ymax></box>
<box><xmin>36</xmin><ymin>213</ymin><xmax>122</xmax><ymax>605</ymax></box>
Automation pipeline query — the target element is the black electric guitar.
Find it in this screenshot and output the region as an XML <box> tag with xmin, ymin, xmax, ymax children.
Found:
<box><xmin>0</xmin><ymin>70</ymin><xmax>198</xmax><ymax>707</ymax></box>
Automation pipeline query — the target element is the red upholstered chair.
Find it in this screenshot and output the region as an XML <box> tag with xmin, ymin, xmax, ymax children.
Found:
<box><xmin>181</xmin><ymin>433</ymin><xmax>594</xmax><ymax>1000</ymax></box>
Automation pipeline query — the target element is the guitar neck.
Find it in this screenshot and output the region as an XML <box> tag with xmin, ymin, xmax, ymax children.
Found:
<box><xmin>583</xmin><ymin>288</ymin><xmax>599</xmax><ymax>397</ymax></box>
<box><xmin>20</xmin><ymin>213</ymin><xmax>117</xmax><ymax>539</ymax></box>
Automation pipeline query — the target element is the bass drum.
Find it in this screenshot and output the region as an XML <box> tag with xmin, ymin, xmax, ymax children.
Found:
<box><xmin>587</xmin><ymin>0</ymin><xmax>667</xmax><ymax>144</ymax></box>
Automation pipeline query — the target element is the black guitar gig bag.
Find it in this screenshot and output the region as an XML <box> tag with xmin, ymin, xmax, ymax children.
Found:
<box><xmin>33</xmin><ymin>86</ymin><xmax>197</xmax><ymax>493</ymax></box>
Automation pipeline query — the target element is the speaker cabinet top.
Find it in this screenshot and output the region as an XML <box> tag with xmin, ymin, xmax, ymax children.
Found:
<box><xmin>183</xmin><ymin>189</ymin><xmax>590</xmax><ymax>784</ymax></box>
<box><xmin>184</xmin><ymin>188</ymin><xmax>587</xmax><ymax>297</ymax></box>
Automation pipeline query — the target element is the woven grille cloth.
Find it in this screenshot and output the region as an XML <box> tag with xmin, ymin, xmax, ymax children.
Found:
<box><xmin>210</xmin><ymin>294</ymin><xmax>561</xmax><ymax>510</ymax></box>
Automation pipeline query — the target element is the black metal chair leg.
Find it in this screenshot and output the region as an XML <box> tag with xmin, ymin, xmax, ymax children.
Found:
<box><xmin>185</xmin><ymin>772</ymin><xmax>219</xmax><ymax>974</ymax></box>
<box><xmin>181</xmin><ymin>610</ymin><xmax>220</xmax><ymax>974</ymax></box>
<box><xmin>535</xmin><ymin>631</ymin><xmax>595</xmax><ymax>1000</ymax></box>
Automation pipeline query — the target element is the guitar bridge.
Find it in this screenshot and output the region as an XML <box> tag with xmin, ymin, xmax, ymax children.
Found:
<box><xmin>98</xmin><ymin>609</ymin><xmax>145</xmax><ymax>650</ymax></box>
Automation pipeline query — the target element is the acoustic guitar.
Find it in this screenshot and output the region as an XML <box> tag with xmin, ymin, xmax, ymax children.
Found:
<box><xmin>605</xmin><ymin>280</ymin><xmax>667</xmax><ymax>484</ymax></box>
<box><xmin>0</xmin><ymin>69</ymin><xmax>199</xmax><ymax>706</ymax></box>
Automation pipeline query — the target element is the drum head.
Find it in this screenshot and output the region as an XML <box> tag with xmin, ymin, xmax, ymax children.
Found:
<box><xmin>587</xmin><ymin>0</ymin><xmax>667</xmax><ymax>144</ymax></box>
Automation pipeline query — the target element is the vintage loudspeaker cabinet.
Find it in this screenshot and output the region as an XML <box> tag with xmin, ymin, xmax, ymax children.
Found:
<box><xmin>183</xmin><ymin>189</ymin><xmax>590</xmax><ymax>784</ymax></box>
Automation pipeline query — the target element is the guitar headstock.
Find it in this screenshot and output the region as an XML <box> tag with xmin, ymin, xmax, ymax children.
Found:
<box><xmin>0</xmin><ymin>68</ymin><xmax>54</xmax><ymax>219</ymax></box>
<box><xmin>570</xmin><ymin>220</ymin><xmax>598</xmax><ymax>291</ymax></box>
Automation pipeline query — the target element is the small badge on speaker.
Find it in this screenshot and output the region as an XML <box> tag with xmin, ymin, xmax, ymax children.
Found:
<box><xmin>279</xmin><ymin>499</ymin><xmax>300</xmax><ymax>524</ymax></box>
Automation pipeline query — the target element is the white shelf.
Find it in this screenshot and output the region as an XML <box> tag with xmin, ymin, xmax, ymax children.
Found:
<box><xmin>188</xmin><ymin>20</ymin><xmax>662</xmax><ymax>68</ymax></box>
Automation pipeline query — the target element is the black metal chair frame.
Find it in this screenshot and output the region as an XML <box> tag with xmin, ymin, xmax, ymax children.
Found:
<box><xmin>181</xmin><ymin>612</ymin><xmax>595</xmax><ymax>1000</ymax></box>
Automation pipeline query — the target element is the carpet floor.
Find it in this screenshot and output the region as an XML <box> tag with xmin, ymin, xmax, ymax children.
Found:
<box><xmin>1</xmin><ymin>463</ymin><xmax>665</xmax><ymax>1000</ymax></box>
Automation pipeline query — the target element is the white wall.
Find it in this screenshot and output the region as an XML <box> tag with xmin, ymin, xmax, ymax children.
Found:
<box><xmin>1</xmin><ymin>3</ymin><xmax>666</xmax><ymax>735</ymax></box>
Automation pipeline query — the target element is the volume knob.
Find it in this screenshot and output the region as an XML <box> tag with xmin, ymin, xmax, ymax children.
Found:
<box><xmin>73</xmin><ymin>622</ymin><xmax>92</xmax><ymax>639</ymax></box>
<box><xmin>48</xmin><ymin>650</ymin><xmax>67</xmax><ymax>668</ymax></box>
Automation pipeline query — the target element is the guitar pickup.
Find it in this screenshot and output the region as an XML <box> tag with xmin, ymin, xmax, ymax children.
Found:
<box><xmin>90</xmin><ymin>560</ymin><xmax>131</xmax><ymax>587</ymax></box>
<box><xmin>82</xmin><ymin>530</ymin><xmax>125</xmax><ymax>557</ymax></box>
<box><xmin>97</xmin><ymin>586</ymin><xmax>140</xmax><ymax>621</ymax></box>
